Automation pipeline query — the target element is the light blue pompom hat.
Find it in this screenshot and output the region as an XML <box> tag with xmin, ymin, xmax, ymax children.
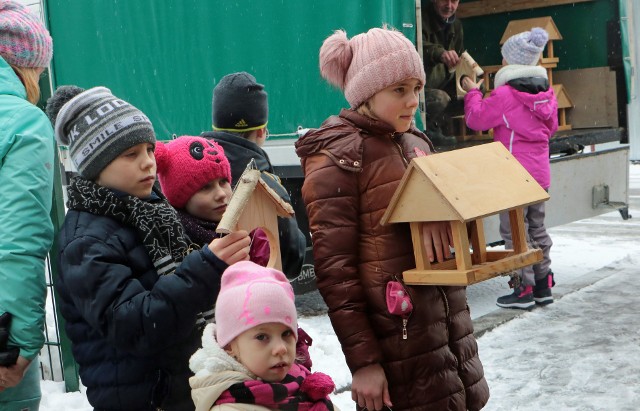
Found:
<box><xmin>501</xmin><ymin>27</ymin><xmax>549</xmax><ymax>66</ymax></box>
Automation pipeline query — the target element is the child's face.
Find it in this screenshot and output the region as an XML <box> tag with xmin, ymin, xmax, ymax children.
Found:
<box><xmin>185</xmin><ymin>177</ymin><xmax>232</xmax><ymax>222</ymax></box>
<box><xmin>226</xmin><ymin>322</ymin><xmax>296</xmax><ymax>382</ymax></box>
<box><xmin>96</xmin><ymin>143</ymin><xmax>156</xmax><ymax>198</ymax></box>
<box><xmin>368</xmin><ymin>78</ymin><xmax>422</xmax><ymax>133</ymax></box>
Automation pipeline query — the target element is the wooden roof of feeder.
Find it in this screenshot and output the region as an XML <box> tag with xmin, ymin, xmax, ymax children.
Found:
<box><xmin>553</xmin><ymin>84</ymin><xmax>574</xmax><ymax>109</ymax></box>
<box><xmin>381</xmin><ymin>142</ymin><xmax>550</xmax><ymax>225</ymax></box>
<box><xmin>500</xmin><ymin>16</ymin><xmax>562</xmax><ymax>44</ymax></box>
<box><xmin>217</xmin><ymin>168</ymin><xmax>294</xmax><ymax>234</ymax></box>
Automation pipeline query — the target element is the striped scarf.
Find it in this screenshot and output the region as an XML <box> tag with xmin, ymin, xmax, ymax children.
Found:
<box><xmin>66</xmin><ymin>177</ymin><xmax>192</xmax><ymax>276</ymax></box>
<box><xmin>215</xmin><ymin>363</ymin><xmax>335</xmax><ymax>411</ymax></box>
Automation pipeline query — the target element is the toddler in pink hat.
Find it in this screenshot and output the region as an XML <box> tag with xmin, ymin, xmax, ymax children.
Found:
<box><xmin>189</xmin><ymin>261</ymin><xmax>337</xmax><ymax>411</ymax></box>
<box><xmin>156</xmin><ymin>135</ymin><xmax>270</xmax><ymax>267</ymax></box>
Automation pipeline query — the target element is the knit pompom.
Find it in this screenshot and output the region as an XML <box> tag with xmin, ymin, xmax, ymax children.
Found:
<box><xmin>529</xmin><ymin>27</ymin><xmax>549</xmax><ymax>48</ymax></box>
<box><xmin>319</xmin><ymin>29</ymin><xmax>352</xmax><ymax>90</ymax></box>
<box><xmin>154</xmin><ymin>141</ymin><xmax>169</xmax><ymax>173</ymax></box>
<box><xmin>300</xmin><ymin>372</ymin><xmax>335</xmax><ymax>401</ymax></box>
<box><xmin>45</xmin><ymin>85</ymin><xmax>85</xmax><ymax>143</ymax></box>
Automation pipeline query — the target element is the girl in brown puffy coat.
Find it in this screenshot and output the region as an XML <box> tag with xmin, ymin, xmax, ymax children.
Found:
<box><xmin>295</xmin><ymin>27</ymin><xmax>490</xmax><ymax>411</ymax></box>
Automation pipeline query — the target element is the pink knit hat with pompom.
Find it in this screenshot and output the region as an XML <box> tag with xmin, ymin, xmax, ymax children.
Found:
<box><xmin>215</xmin><ymin>261</ymin><xmax>298</xmax><ymax>348</ymax></box>
<box><xmin>155</xmin><ymin>136</ymin><xmax>232</xmax><ymax>209</ymax></box>
<box><xmin>319</xmin><ymin>27</ymin><xmax>425</xmax><ymax>108</ymax></box>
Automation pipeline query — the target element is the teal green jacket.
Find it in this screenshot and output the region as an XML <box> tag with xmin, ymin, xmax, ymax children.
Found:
<box><xmin>0</xmin><ymin>56</ymin><xmax>54</xmax><ymax>361</ymax></box>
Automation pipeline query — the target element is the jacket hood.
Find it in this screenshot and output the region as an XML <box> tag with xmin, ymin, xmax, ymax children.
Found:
<box><xmin>511</xmin><ymin>85</ymin><xmax>557</xmax><ymax>121</ymax></box>
<box><xmin>295</xmin><ymin>109</ymin><xmax>406</xmax><ymax>171</ymax></box>
<box><xmin>0</xmin><ymin>56</ymin><xmax>27</xmax><ymax>100</ymax></box>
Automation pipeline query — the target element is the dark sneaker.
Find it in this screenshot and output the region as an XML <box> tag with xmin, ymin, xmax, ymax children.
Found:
<box><xmin>496</xmin><ymin>285</ymin><xmax>535</xmax><ymax>309</ymax></box>
<box><xmin>533</xmin><ymin>271</ymin><xmax>555</xmax><ymax>305</ymax></box>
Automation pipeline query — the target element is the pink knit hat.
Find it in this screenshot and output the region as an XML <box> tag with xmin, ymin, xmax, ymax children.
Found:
<box><xmin>215</xmin><ymin>261</ymin><xmax>298</xmax><ymax>348</ymax></box>
<box><xmin>319</xmin><ymin>27</ymin><xmax>425</xmax><ymax>108</ymax></box>
<box><xmin>155</xmin><ymin>136</ymin><xmax>232</xmax><ymax>209</ymax></box>
<box><xmin>0</xmin><ymin>0</ymin><xmax>53</xmax><ymax>68</ymax></box>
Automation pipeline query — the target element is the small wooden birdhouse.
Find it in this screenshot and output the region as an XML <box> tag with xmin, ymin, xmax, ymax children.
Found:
<box><xmin>380</xmin><ymin>142</ymin><xmax>549</xmax><ymax>286</ymax></box>
<box><xmin>455</xmin><ymin>51</ymin><xmax>484</xmax><ymax>99</ymax></box>
<box><xmin>552</xmin><ymin>84</ymin><xmax>574</xmax><ymax>131</ymax></box>
<box><xmin>216</xmin><ymin>167</ymin><xmax>295</xmax><ymax>271</ymax></box>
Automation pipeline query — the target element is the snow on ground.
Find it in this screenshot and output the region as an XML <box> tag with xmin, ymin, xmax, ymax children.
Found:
<box><xmin>38</xmin><ymin>164</ymin><xmax>640</xmax><ymax>410</ymax></box>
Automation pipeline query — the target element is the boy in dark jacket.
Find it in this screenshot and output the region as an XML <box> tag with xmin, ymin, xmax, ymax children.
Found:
<box><xmin>201</xmin><ymin>72</ymin><xmax>306</xmax><ymax>280</ymax></box>
<box><xmin>48</xmin><ymin>86</ymin><xmax>251</xmax><ymax>411</ymax></box>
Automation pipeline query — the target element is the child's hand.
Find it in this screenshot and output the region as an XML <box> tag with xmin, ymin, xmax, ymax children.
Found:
<box><xmin>422</xmin><ymin>222</ymin><xmax>454</xmax><ymax>263</ymax></box>
<box><xmin>208</xmin><ymin>230</ymin><xmax>251</xmax><ymax>265</ymax></box>
<box><xmin>351</xmin><ymin>363</ymin><xmax>392</xmax><ymax>411</ymax></box>
<box><xmin>461</xmin><ymin>76</ymin><xmax>484</xmax><ymax>92</ymax></box>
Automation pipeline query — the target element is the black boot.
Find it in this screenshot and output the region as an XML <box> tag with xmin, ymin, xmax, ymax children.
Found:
<box><xmin>533</xmin><ymin>271</ymin><xmax>555</xmax><ymax>305</ymax></box>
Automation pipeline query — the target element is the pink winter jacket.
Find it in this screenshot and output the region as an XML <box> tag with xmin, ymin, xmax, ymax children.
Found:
<box><xmin>464</xmin><ymin>84</ymin><xmax>558</xmax><ymax>189</ymax></box>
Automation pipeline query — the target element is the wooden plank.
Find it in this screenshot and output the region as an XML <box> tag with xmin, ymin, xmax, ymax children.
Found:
<box><xmin>451</xmin><ymin>220</ymin><xmax>473</xmax><ymax>269</ymax></box>
<box><xmin>554</xmin><ymin>67</ymin><xmax>619</xmax><ymax>129</ymax></box>
<box><xmin>402</xmin><ymin>249</ymin><xmax>542</xmax><ymax>285</ymax></box>
<box><xmin>458</xmin><ymin>0</ymin><xmax>594</xmax><ymax>19</ymax></box>
<box><xmin>470</xmin><ymin>219</ymin><xmax>487</xmax><ymax>264</ymax></box>
<box><xmin>410</xmin><ymin>222</ymin><xmax>430</xmax><ymax>270</ymax></box>
<box><xmin>509</xmin><ymin>208</ymin><xmax>528</xmax><ymax>253</ymax></box>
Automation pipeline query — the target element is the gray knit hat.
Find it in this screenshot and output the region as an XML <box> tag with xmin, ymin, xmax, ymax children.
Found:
<box><xmin>51</xmin><ymin>86</ymin><xmax>156</xmax><ymax>180</ymax></box>
<box><xmin>212</xmin><ymin>72</ymin><xmax>268</xmax><ymax>132</ymax></box>
<box><xmin>501</xmin><ymin>27</ymin><xmax>549</xmax><ymax>66</ymax></box>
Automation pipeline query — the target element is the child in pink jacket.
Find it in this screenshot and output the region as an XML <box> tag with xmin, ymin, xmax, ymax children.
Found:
<box><xmin>462</xmin><ymin>27</ymin><xmax>558</xmax><ymax>310</ymax></box>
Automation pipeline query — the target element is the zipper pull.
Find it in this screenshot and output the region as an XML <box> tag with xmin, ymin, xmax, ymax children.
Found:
<box><xmin>402</xmin><ymin>318</ymin><xmax>408</xmax><ymax>340</ymax></box>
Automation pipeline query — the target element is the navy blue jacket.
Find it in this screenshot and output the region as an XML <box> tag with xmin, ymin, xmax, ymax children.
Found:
<box><xmin>202</xmin><ymin>131</ymin><xmax>306</xmax><ymax>280</ymax></box>
<box><xmin>55</xmin><ymin>209</ymin><xmax>227</xmax><ymax>411</ymax></box>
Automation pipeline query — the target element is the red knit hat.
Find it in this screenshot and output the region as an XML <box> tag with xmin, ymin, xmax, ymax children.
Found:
<box><xmin>156</xmin><ymin>136</ymin><xmax>232</xmax><ymax>209</ymax></box>
<box><xmin>319</xmin><ymin>27</ymin><xmax>425</xmax><ymax>108</ymax></box>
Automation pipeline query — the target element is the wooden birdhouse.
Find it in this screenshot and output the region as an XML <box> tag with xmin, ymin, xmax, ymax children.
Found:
<box><xmin>552</xmin><ymin>84</ymin><xmax>574</xmax><ymax>131</ymax></box>
<box><xmin>380</xmin><ymin>142</ymin><xmax>549</xmax><ymax>286</ymax></box>
<box><xmin>216</xmin><ymin>167</ymin><xmax>295</xmax><ymax>271</ymax></box>
<box><xmin>455</xmin><ymin>51</ymin><xmax>484</xmax><ymax>99</ymax></box>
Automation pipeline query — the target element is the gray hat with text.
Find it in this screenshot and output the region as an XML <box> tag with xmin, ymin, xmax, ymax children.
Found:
<box><xmin>51</xmin><ymin>86</ymin><xmax>156</xmax><ymax>180</ymax></box>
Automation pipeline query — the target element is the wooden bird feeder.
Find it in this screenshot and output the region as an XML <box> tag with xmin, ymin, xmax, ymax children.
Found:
<box><xmin>455</xmin><ymin>51</ymin><xmax>484</xmax><ymax>99</ymax></box>
<box><xmin>380</xmin><ymin>142</ymin><xmax>549</xmax><ymax>286</ymax></box>
<box><xmin>216</xmin><ymin>167</ymin><xmax>295</xmax><ymax>270</ymax></box>
<box><xmin>552</xmin><ymin>84</ymin><xmax>574</xmax><ymax>131</ymax></box>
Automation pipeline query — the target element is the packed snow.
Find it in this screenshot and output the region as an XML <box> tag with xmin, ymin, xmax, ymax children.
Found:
<box><xmin>37</xmin><ymin>163</ymin><xmax>640</xmax><ymax>410</ymax></box>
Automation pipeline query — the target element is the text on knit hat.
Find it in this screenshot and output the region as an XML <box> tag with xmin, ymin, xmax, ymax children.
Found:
<box><xmin>50</xmin><ymin>86</ymin><xmax>156</xmax><ymax>180</ymax></box>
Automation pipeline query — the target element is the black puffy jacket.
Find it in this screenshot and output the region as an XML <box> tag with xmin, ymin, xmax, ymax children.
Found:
<box><xmin>55</xmin><ymin>209</ymin><xmax>227</xmax><ymax>411</ymax></box>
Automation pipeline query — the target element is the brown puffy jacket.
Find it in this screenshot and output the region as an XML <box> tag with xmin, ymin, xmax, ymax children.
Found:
<box><xmin>295</xmin><ymin>109</ymin><xmax>489</xmax><ymax>411</ymax></box>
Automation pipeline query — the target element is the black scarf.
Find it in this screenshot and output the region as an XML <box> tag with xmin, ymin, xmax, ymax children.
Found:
<box><xmin>66</xmin><ymin>177</ymin><xmax>192</xmax><ymax>276</ymax></box>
